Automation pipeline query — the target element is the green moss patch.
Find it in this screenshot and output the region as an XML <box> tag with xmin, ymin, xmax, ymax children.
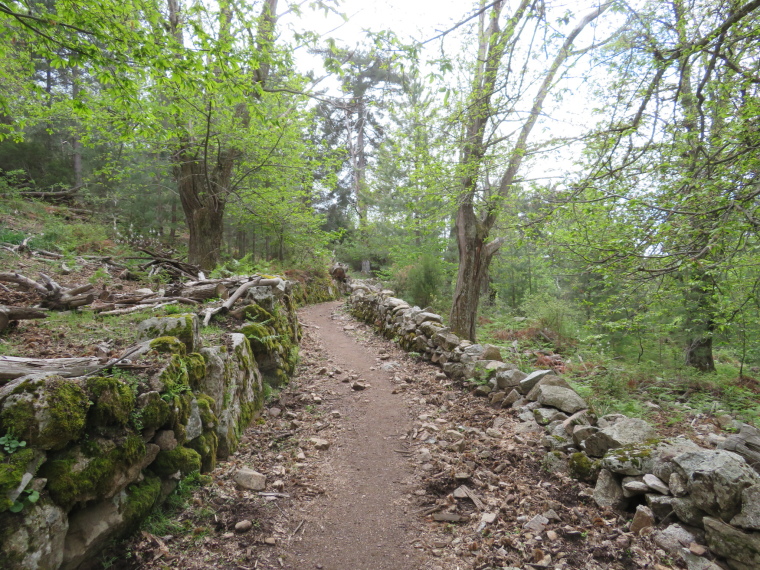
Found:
<box><xmin>86</xmin><ymin>377</ymin><xmax>136</xmax><ymax>427</ymax></box>
<box><xmin>0</xmin><ymin>448</ymin><xmax>38</xmax><ymax>513</ymax></box>
<box><xmin>41</xmin><ymin>435</ymin><xmax>146</xmax><ymax>510</ymax></box>
<box><xmin>150</xmin><ymin>446</ymin><xmax>202</xmax><ymax>478</ymax></box>
<box><xmin>0</xmin><ymin>376</ymin><xmax>90</xmax><ymax>451</ymax></box>
<box><xmin>186</xmin><ymin>431</ymin><xmax>218</xmax><ymax>472</ymax></box>
<box><xmin>136</xmin><ymin>392</ymin><xmax>170</xmax><ymax>432</ymax></box>
<box><xmin>150</xmin><ymin>336</ymin><xmax>187</xmax><ymax>356</ymax></box>
<box><xmin>123</xmin><ymin>474</ymin><xmax>161</xmax><ymax>525</ymax></box>
<box><xmin>568</xmin><ymin>452</ymin><xmax>601</xmax><ymax>483</ymax></box>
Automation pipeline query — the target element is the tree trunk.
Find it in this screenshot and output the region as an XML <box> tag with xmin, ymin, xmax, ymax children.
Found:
<box><xmin>448</xmin><ymin>2</ymin><xmax>608</xmax><ymax>341</ymax></box>
<box><xmin>449</xmin><ymin>203</ymin><xmax>498</xmax><ymax>340</ymax></box>
<box><xmin>684</xmin><ymin>270</ymin><xmax>716</xmax><ymax>371</ymax></box>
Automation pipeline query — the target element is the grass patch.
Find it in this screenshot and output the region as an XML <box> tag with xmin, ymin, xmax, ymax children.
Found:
<box><xmin>140</xmin><ymin>471</ymin><xmax>213</xmax><ymax>538</ymax></box>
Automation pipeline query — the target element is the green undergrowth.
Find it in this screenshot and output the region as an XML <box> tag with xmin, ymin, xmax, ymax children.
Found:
<box><xmin>476</xmin><ymin>304</ymin><xmax>760</xmax><ymax>427</ymax></box>
<box><xmin>139</xmin><ymin>471</ymin><xmax>213</xmax><ymax>538</ymax></box>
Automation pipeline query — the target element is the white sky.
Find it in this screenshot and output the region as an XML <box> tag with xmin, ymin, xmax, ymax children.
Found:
<box><xmin>298</xmin><ymin>0</ymin><xmax>470</xmax><ymax>45</ymax></box>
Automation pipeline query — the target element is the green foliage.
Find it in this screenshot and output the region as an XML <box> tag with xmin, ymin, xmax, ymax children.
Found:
<box><xmin>9</xmin><ymin>489</ymin><xmax>39</xmax><ymax>513</ymax></box>
<box><xmin>397</xmin><ymin>254</ymin><xmax>447</xmax><ymax>310</ymax></box>
<box><xmin>520</xmin><ymin>292</ymin><xmax>582</xmax><ymax>343</ymax></box>
<box><xmin>140</xmin><ymin>471</ymin><xmax>212</xmax><ymax>538</ymax></box>
<box><xmin>0</xmin><ymin>431</ymin><xmax>26</xmax><ymax>454</ymax></box>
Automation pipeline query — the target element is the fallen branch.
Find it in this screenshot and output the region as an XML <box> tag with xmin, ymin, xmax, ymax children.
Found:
<box><xmin>0</xmin><ymin>305</ymin><xmax>47</xmax><ymax>332</ymax></box>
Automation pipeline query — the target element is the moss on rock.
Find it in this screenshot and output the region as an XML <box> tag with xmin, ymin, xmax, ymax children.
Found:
<box><xmin>158</xmin><ymin>354</ymin><xmax>190</xmax><ymax>393</ymax></box>
<box><xmin>123</xmin><ymin>474</ymin><xmax>161</xmax><ymax>525</ymax></box>
<box><xmin>150</xmin><ymin>446</ymin><xmax>202</xmax><ymax>478</ymax></box>
<box><xmin>41</xmin><ymin>435</ymin><xmax>146</xmax><ymax>510</ymax></box>
<box><xmin>569</xmin><ymin>452</ymin><xmax>601</xmax><ymax>483</ymax></box>
<box><xmin>149</xmin><ymin>336</ymin><xmax>187</xmax><ymax>356</ymax></box>
<box><xmin>135</xmin><ymin>392</ymin><xmax>170</xmax><ymax>432</ymax></box>
<box><xmin>0</xmin><ymin>448</ymin><xmax>38</xmax><ymax>513</ymax></box>
<box><xmin>86</xmin><ymin>377</ymin><xmax>136</xmax><ymax>427</ymax></box>
<box><xmin>186</xmin><ymin>431</ymin><xmax>218</xmax><ymax>472</ymax></box>
<box><xmin>185</xmin><ymin>353</ymin><xmax>206</xmax><ymax>389</ymax></box>
<box><xmin>0</xmin><ymin>376</ymin><xmax>90</xmax><ymax>451</ymax></box>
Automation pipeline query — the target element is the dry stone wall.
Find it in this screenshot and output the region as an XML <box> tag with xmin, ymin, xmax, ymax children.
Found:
<box><xmin>0</xmin><ymin>274</ymin><xmax>337</xmax><ymax>569</ymax></box>
<box><xmin>347</xmin><ymin>280</ymin><xmax>760</xmax><ymax>570</ymax></box>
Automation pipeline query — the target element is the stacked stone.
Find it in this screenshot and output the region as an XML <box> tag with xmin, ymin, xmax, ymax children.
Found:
<box><xmin>346</xmin><ymin>279</ymin><xmax>760</xmax><ymax>570</ymax></box>
<box><xmin>0</xmin><ymin>275</ymin><xmax>307</xmax><ymax>570</ymax></box>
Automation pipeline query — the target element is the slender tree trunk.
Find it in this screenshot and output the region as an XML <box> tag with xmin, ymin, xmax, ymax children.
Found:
<box><xmin>684</xmin><ymin>269</ymin><xmax>716</xmax><ymax>371</ymax></box>
<box><xmin>71</xmin><ymin>66</ymin><xmax>83</xmax><ymax>188</ymax></box>
<box><xmin>448</xmin><ymin>1</ymin><xmax>608</xmax><ymax>340</ymax></box>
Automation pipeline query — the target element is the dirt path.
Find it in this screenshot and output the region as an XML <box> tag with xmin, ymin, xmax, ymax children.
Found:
<box><xmin>118</xmin><ymin>301</ymin><xmax>665</xmax><ymax>570</ymax></box>
<box><xmin>286</xmin><ymin>301</ymin><xmax>423</xmax><ymax>569</ymax></box>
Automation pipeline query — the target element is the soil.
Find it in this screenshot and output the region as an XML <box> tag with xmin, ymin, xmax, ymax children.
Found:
<box><xmin>110</xmin><ymin>301</ymin><xmax>686</xmax><ymax>570</ymax></box>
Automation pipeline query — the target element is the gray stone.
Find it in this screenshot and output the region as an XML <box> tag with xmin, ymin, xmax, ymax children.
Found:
<box><xmin>542</xmin><ymin>451</ymin><xmax>569</xmax><ymax>474</ymax></box>
<box><xmin>653</xmin><ymin>524</ymin><xmax>701</xmax><ymax>558</ymax></box>
<box><xmin>672</xmin><ymin>496</ymin><xmax>709</xmax><ymax>527</ymax></box>
<box><xmin>534</xmin><ymin>385</ymin><xmax>588</xmax><ymax>414</ymax></box>
<box><xmin>644</xmin><ymin>473</ymin><xmax>670</xmax><ymax>495</ymax></box>
<box><xmin>670</xmin><ymin>472</ymin><xmax>689</xmax><ymax>497</ymax></box>
<box><xmin>515</xmin><ymin>418</ymin><xmax>542</xmax><ymax>434</ymax></box>
<box><xmin>572</xmin><ymin>425</ymin><xmax>598</xmax><ymax>447</ymax></box>
<box><xmin>198</xmin><ymin>333</ymin><xmax>263</xmax><ymax>459</ymax></box>
<box><xmin>185</xmin><ymin>399</ymin><xmax>203</xmax><ymax>441</ymax></box>
<box><xmin>2</xmin><ymin>501</ymin><xmax>68</xmax><ymax>570</ymax></box>
<box><xmin>310</xmin><ymin>438</ymin><xmax>330</xmax><ymax>450</ymax></box>
<box><xmin>234</xmin><ymin>468</ymin><xmax>267</xmax><ymax>491</ymax></box>
<box><xmin>489</xmin><ymin>391</ymin><xmax>507</xmax><ymax>406</ymax></box>
<box><xmin>562</xmin><ymin>409</ymin><xmax>595</xmax><ymax>434</ymax></box>
<box><xmin>523</xmin><ymin>514</ymin><xmax>549</xmax><ymax>532</ymax></box>
<box><xmin>646</xmin><ymin>494</ymin><xmax>676</xmax><ymax>521</ymax></box>
<box><xmin>630</xmin><ymin>505</ymin><xmax>655</xmax><ymax>535</ymax></box>
<box><xmin>731</xmin><ymin>484</ymin><xmax>760</xmax><ymax>531</ymax></box>
<box><xmin>542</xmin><ymin>422</ymin><xmax>575</xmax><ymax>452</ymax></box>
<box><xmin>492</xmin><ymin>368</ymin><xmax>527</xmax><ymax>390</ymax></box>
<box><xmin>534</xmin><ymin>407</ymin><xmax>568</xmax><ymax>425</ymax></box>
<box><xmin>622</xmin><ymin>477</ymin><xmax>650</xmax><ymax>497</ymax></box>
<box><xmin>480</xmin><ymin>345</ymin><xmax>503</xmax><ymax>361</ymax></box>
<box><xmin>593</xmin><ymin>469</ymin><xmax>627</xmax><ymax>510</ymax></box>
<box><xmin>650</xmin><ymin>439</ymin><xmax>702</xmax><ymax>481</ymax></box>
<box><xmin>153</xmin><ymin>430</ymin><xmax>178</xmax><ymax>451</ymax></box>
<box><xmin>597</xmin><ymin>413</ymin><xmax>627</xmax><ymax>428</ymax></box>
<box><xmin>525</xmin><ymin>374</ymin><xmax>573</xmax><ymax>400</ymax></box>
<box><xmin>235</xmin><ymin>520</ymin><xmax>253</xmax><ymax>532</ymax></box>
<box><xmin>517</xmin><ymin>370</ymin><xmax>553</xmax><ymax>395</ymax></box>
<box><xmin>682</xmin><ymin>550</ymin><xmax>725</xmax><ymax>570</ymax></box>
<box><xmin>503</xmin><ymin>389</ymin><xmax>521</xmax><ymax>406</ymax></box>
<box><xmin>62</xmin><ymin>498</ymin><xmax>123</xmax><ymax>570</ymax></box>
<box><xmin>413</xmin><ymin>312</ymin><xmax>442</xmax><ymax>326</ymax></box>
<box><xmin>704</xmin><ymin>516</ymin><xmax>760</xmax><ymax>569</ymax></box>
<box><xmin>584</xmin><ymin>418</ymin><xmax>657</xmax><ymax>458</ymax></box>
<box><xmin>433</xmin><ymin>331</ymin><xmax>460</xmax><ymax>351</ymax></box>
<box><xmin>138</xmin><ymin>313</ymin><xmax>200</xmax><ymax>352</ymax></box>
<box><xmin>673</xmin><ymin>449</ymin><xmax>760</xmax><ymax>521</ymax></box>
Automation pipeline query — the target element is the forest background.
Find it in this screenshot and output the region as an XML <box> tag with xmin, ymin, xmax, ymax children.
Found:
<box><xmin>1</xmin><ymin>0</ymin><xmax>760</xmax><ymax>425</ymax></box>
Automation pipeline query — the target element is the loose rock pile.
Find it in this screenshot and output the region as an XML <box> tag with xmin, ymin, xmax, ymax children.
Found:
<box><xmin>347</xmin><ymin>280</ymin><xmax>760</xmax><ymax>570</ymax></box>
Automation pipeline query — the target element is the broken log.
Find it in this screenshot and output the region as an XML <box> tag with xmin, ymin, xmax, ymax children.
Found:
<box><xmin>0</xmin><ymin>355</ymin><xmax>107</xmax><ymax>380</ymax></box>
<box><xmin>176</xmin><ymin>283</ymin><xmax>229</xmax><ymax>301</ymax></box>
<box><xmin>0</xmin><ymin>305</ymin><xmax>47</xmax><ymax>331</ymax></box>
<box><xmin>0</xmin><ymin>342</ymin><xmax>154</xmax><ymax>381</ymax></box>
<box><xmin>0</xmin><ymin>272</ymin><xmax>96</xmax><ymax>309</ymax></box>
